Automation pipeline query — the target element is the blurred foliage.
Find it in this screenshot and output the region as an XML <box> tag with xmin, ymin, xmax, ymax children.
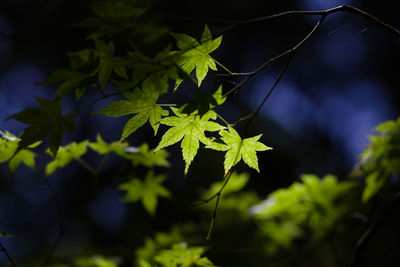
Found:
<box><xmin>353</xmin><ymin>116</ymin><xmax>400</xmax><ymax>202</ymax></box>
<box><xmin>119</xmin><ymin>170</ymin><xmax>171</xmax><ymax>215</ymax></box>
<box><xmin>250</xmin><ymin>174</ymin><xmax>357</xmax><ymax>254</ymax></box>
<box><xmin>1</xmin><ymin>0</ymin><xmax>400</xmax><ymax>266</ymax></box>
<box><xmin>0</xmin><ymin>131</ymin><xmax>39</xmax><ymax>173</ymax></box>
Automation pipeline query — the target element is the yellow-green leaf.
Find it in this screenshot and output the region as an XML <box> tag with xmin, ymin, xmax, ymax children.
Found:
<box><xmin>171</xmin><ymin>25</ymin><xmax>222</xmax><ymax>90</ymax></box>
<box><xmin>206</xmin><ymin>126</ymin><xmax>272</xmax><ymax>175</ymax></box>
<box><xmin>154</xmin><ymin>107</ymin><xmax>224</xmax><ymax>175</ymax></box>
<box><xmin>119</xmin><ymin>171</ymin><xmax>170</xmax><ymax>215</ymax></box>
<box><xmin>94</xmin><ymin>77</ymin><xmax>169</xmax><ymax>140</ymax></box>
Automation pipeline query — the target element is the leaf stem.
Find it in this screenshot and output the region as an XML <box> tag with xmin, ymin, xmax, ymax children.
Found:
<box><xmin>213</xmin><ymin>58</ymin><xmax>233</xmax><ymax>75</ymax></box>
<box><xmin>95</xmin><ymin>153</ymin><xmax>110</xmax><ymax>175</ymax></box>
<box><xmin>44</xmin><ymin>178</ymin><xmax>64</xmax><ymax>234</ymax></box>
<box><xmin>76</xmin><ymin>158</ymin><xmax>97</xmax><ymax>176</ymax></box>
<box><xmin>157</xmin><ymin>103</ymin><xmax>178</xmax><ymax>107</ymax></box>
<box><xmin>214</xmin><ymin>112</ymin><xmax>231</xmax><ymax>127</ymax></box>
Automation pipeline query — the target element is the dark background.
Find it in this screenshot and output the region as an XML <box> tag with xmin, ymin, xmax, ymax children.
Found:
<box><xmin>0</xmin><ymin>0</ymin><xmax>400</xmax><ymax>265</ymax></box>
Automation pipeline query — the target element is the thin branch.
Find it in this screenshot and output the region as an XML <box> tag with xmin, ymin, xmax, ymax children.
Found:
<box><xmin>215</xmin><ymin>112</ymin><xmax>231</xmax><ymax>127</ymax></box>
<box><xmin>213</xmin><ymin>59</ymin><xmax>234</xmax><ymax>75</ymax></box>
<box><xmin>206</xmin><ymin>192</ymin><xmax>220</xmax><ymax>240</ymax></box>
<box><xmin>194</xmin><ymin>166</ymin><xmax>238</xmax><ymax>240</ymax></box>
<box><xmin>0</xmin><ymin>242</ymin><xmax>17</xmax><ymax>267</ymax></box>
<box><xmin>44</xmin><ymin>217</ymin><xmax>75</xmax><ymax>265</ymax></box>
<box><xmin>195</xmin><ymin>168</ymin><xmax>235</xmax><ymax>206</ymax></box>
<box><xmin>213</xmin><ymin>5</ymin><xmax>400</xmax><ymax>38</ymax></box>
<box><xmin>75</xmin><ymin>158</ymin><xmax>97</xmax><ymax>176</ymax></box>
<box><xmin>242</xmin><ymin>52</ymin><xmax>295</xmax><ymax>131</ymax></box>
<box><xmin>53</xmin><ymin>5</ymin><xmax>400</xmax><ymax>120</ymax></box>
<box><xmin>95</xmin><ymin>153</ymin><xmax>110</xmax><ymax>175</ymax></box>
<box><xmin>350</xmin><ymin>192</ymin><xmax>400</xmax><ymax>267</ymax></box>
<box><xmin>222</xmin><ymin>15</ymin><xmax>325</xmax><ymax>98</ymax></box>
<box><xmin>43</xmin><ymin>157</ymin><xmax>128</xmax><ymax>265</ymax></box>
<box><xmin>44</xmin><ymin>178</ymin><xmax>64</xmax><ymax>234</ymax></box>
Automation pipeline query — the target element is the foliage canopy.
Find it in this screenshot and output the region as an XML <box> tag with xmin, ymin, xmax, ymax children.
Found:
<box><xmin>1</xmin><ymin>1</ymin><xmax>400</xmax><ymax>267</ymax></box>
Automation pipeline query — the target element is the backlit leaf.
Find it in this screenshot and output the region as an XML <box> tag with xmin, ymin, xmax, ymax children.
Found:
<box><xmin>171</xmin><ymin>25</ymin><xmax>222</xmax><ymax>90</ymax></box>
<box><xmin>94</xmin><ymin>77</ymin><xmax>169</xmax><ymax>140</ymax></box>
<box><xmin>119</xmin><ymin>171</ymin><xmax>170</xmax><ymax>215</ymax></box>
<box><xmin>206</xmin><ymin>126</ymin><xmax>272</xmax><ymax>175</ymax></box>
<box><xmin>0</xmin><ymin>131</ymin><xmax>38</xmax><ymax>173</ymax></box>
<box><xmin>154</xmin><ymin>107</ymin><xmax>224</xmax><ymax>175</ymax></box>
<box><xmin>45</xmin><ymin>141</ymin><xmax>88</xmax><ymax>175</ymax></box>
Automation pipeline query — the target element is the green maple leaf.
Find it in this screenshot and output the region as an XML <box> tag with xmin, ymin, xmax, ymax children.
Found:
<box><xmin>128</xmin><ymin>143</ymin><xmax>170</xmax><ymax>168</ymax></box>
<box><xmin>45</xmin><ymin>141</ymin><xmax>88</xmax><ymax>175</ymax></box>
<box><xmin>154</xmin><ymin>107</ymin><xmax>225</xmax><ymax>175</ymax></box>
<box><xmin>94</xmin><ymin>39</ymin><xmax>128</xmax><ymax>90</ymax></box>
<box><xmin>6</xmin><ymin>98</ymin><xmax>75</xmax><ymax>158</ymax></box>
<box><xmin>0</xmin><ymin>131</ymin><xmax>39</xmax><ymax>173</ymax></box>
<box><xmin>172</xmin><ymin>25</ymin><xmax>222</xmax><ymax>90</ymax></box>
<box><xmin>75</xmin><ymin>255</ymin><xmax>118</xmax><ymax>267</ymax></box>
<box><xmin>88</xmin><ymin>134</ymin><xmax>131</xmax><ymax>156</ymax></box>
<box><xmin>119</xmin><ymin>171</ymin><xmax>171</xmax><ymax>215</ymax></box>
<box><xmin>94</xmin><ymin>77</ymin><xmax>169</xmax><ymax>140</ymax></box>
<box><xmin>211</xmin><ymin>85</ymin><xmax>226</xmax><ymax>107</ymax></box>
<box><xmin>41</xmin><ymin>69</ymin><xmax>92</xmax><ymax>100</ymax></box>
<box><xmin>154</xmin><ymin>243</ymin><xmax>214</xmax><ymax>267</ymax></box>
<box><xmin>88</xmin><ymin>135</ymin><xmax>169</xmax><ymax>168</ymax></box>
<box><xmin>206</xmin><ymin>126</ymin><xmax>272</xmax><ymax>175</ymax></box>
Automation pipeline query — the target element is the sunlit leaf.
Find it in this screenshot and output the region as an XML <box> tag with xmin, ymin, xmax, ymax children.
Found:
<box><xmin>45</xmin><ymin>141</ymin><xmax>88</xmax><ymax>175</ymax></box>
<box><xmin>94</xmin><ymin>77</ymin><xmax>169</xmax><ymax>140</ymax></box>
<box><xmin>155</xmin><ymin>107</ymin><xmax>224</xmax><ymax>175</ymax></box>
<box><xmin>119</xmin><ymin>171</ymin><xmax>170</xmax><ymax>215</ymax></box>
<box><xmin>206</xmin><ymin>126</ymin><xmax>272</xmax><ymax>175</ymax></box>
<box><xmin>75</xmin><ymin>255</ymin><xmax>118</xmax><ymax>267</ymax></box>
<box><xmin>155</xmin><ymin>243</ymin><xmax>214</xmax><ymax>267</ymax></box>
<box><xmin>353</xmin><ymin>116</ymin><xmax>400</xmax><ymax>202</ymax></box>
<box><xmin>171</xmin><ymin>25</ymin><xmax>222</xmax><ymax>90</ymax></box>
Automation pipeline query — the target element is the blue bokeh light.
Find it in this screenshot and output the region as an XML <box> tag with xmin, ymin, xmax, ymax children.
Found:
<box><xmin>87</xmin><ymin>188</ymin><xmax>126</xmax><ymax>231</ymax></box>
<box><xmin>247</xmin><ymin>76</ymin><xmax>395</xmax><ymax>164</ymax></box>
<box><xmin>297</xmin><ymin>0</ymin><xmax>352</xmax><ymax>10</ymax></box>
<box><xmin>247</xmin><ymin>77</ymin><xmax>316</xmax><ymax>135</ymax></box>
<box><xmin>321</xmin><ymin>28</ymin><xmax>367</xmax><ymax>72</ymax></box>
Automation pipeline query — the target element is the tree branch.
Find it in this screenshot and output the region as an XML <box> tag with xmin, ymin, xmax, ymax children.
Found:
<box><xmin>43</xmin><ymin>177</ymin><xmax>64</xmax><ymax>235</ymax></box>
<box><xmin>212</xmin><ymin>5</ymin><xmax>400</xmax><ymax>38</ymax></box>
<box><xmin>0</xmin><ymin>241</ymin><xmax>17</xmax><ymax>267</ymax></box>
<box><xmin>241</xmin><ymin>52</ymin><xmax>294</xmax><ymax>131</ymax></box>
<box><xmin>222</xmin><ymin>15</ymin><xmax>325</xmax><ymax>98</ymax></box>
<box><xmin>350</xmin><ymin>192</ymin><xmax>400</xmax><ymax>267</ymax></box>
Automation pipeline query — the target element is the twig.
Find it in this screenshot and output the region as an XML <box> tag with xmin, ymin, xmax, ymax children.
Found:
<box><xmin>95</xmin><ymin>154</ymin><xmax>110</xmax><ymax>175</ymax></box>
<box><xmin>194</xmin><ymin>163</ymin><xmax>238</xmax><ymax>239</ymax></box>
<box><xmin>75</xmin><ymin>158</ymin><xmax>97</xmax><ymax>176</ymax></box>
<box><xmin>0</xmin><ymin>241</ymin><xmax>17</xmax><ymax>267</ymax></box>
<box><xmin>43</xmin><ymin>178</ymin><xmax>64</xmax><ymax>234</ymax></box>
<box><xmin>43</xmin><ymin>157</ymin><xmax>128</xmax><ymax>265</ymax></box>
<box><xmin>222</xmin><ymin>16</ymin><xmax>325</xmax><ymax>98</ymax></box>
<box><xmin>195</xmin><ymin>168</ymin><xmax>235</xmax><ymax>206</ymax></box>
<box><xmin>350</xmin><ymin>192</ymin><xmax>400</xmax><ymax>267</ymax></box>
<box><xmin>213</xmin><ymin>5</ymin><xmax>400</xmax><ymax>38</ymax></box>
<box><xmin>44</xmin><ymin>217</ymin><xmax>75</xmax><ymax>265</ymax></box>
<box><xmin>242</xmin><ymin>51</ymin><xmax>295</xmax><ymax>131</ymax></box>
<box><xmin>215</xmin><ymin>112</ymin><xmax>231</xmax><ymax>127</ymax></box>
